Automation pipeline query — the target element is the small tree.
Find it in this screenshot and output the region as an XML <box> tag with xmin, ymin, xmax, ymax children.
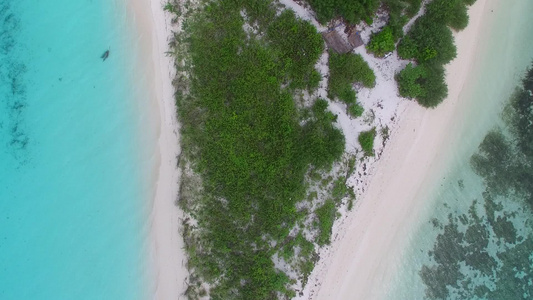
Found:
<box><xmin>367</xmin><ymin>26</ymin><xmax>395</xmax><ymax>57</ymax></box>
<box><xmin>397</xmin><ymin>63</ymin><xmax>427</xmax><ymax>99</ymax></box>
<box><xmin>417</xmin><ymin>63</ymin><xmax>448</xmax><ymax>108</ymax></box>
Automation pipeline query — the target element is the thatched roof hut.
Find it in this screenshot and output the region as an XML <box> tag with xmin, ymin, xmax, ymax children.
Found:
<box><xmin>322</xmin><ymin>31</ymin><xmax>353</xmax><ymax>54</ymax></box>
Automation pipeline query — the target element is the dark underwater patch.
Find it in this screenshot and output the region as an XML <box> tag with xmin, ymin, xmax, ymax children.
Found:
<box><xmin>420</xmin><ymin>64</ymin><xmax>533</xmax><ymax>299</ymax></box>
<box><xmin>0</xmin><ymin>0</ymin><xmax>29</xmax><ymax>164</ymax></box>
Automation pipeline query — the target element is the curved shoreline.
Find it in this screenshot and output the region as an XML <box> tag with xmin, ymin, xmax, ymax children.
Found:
<box><xmin>300</xmin><ymin>0</ymin><xmax>491</xmax><ymax>299</ymax></box>
<box><xmin>126</xmin><ymin>0</ymin><xmax>496</xmax><ymax>298</ymax></box>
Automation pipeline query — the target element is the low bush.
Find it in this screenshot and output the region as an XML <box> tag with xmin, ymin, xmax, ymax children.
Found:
<box><xmin>367</xmin><ymin>26</ymin><xmax>395</xmax><ymax>57</ymax></box>
<box><xmin>328</xmin><ymin>51</ymin><xmax>375</xmax><ymax>103</ymax></box>
<box><xmin>307</xmin><ymin>0</ymin><xmax>380</xmax><ymax>24</ymax></box>
<box><xmin>331</xmin><ymin>176</ymin><xmax>348</xmax><ymax>203</ymax></box>
<box><xmin>396</xmin><ymin>0</ymin><xmax>476</xmax><ymax>107</ymax></box>
<box><xmin>308</xmin><ymin>69</ymin><xmax>322</xmax><ymax>90</ymax></box>
<box><xmin>359</xmin><ymin>128</ymin><xmax>376</xmax><ymax>156</ymax></box>
<box><xmin>315</xmin><ymin>200</ymin><xmax>336</xmax><ymax>245</ymax></box>
<box><xmin>347</xmin><ymin>103</ymin><xmax>364</xmax><ymax>118</ymax></box>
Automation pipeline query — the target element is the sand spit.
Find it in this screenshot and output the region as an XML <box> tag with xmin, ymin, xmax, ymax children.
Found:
<box><xmin>295</xmin><ymin>0</ymin><xmax>490</xmax><ymax>299</ymax></box>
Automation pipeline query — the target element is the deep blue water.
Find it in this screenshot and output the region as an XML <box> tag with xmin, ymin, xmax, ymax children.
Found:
<box><xmin>1</xmin><ymin>0</ymin><xmax>156</xmax><ymax>298</ymax></box>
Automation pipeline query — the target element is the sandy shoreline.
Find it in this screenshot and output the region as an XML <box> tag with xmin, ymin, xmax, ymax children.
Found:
<box><xmin>144</xmin><ymin>1</ymin><xmax>189</xmax><ymax>299</ymax></box>
<box><xmin>125</xmin><ymin>0</ymin><xmax>492</xmax><ymax>298</ymax></box>
<box><xmin>128</xmin><ymin>0</ymin><xmax>188</xmax><ymax>299</ymax></box>
<box><xmin>299</xmin><ymin>0</ymin><xmax>491</xmax><ymax>299</ymax></box>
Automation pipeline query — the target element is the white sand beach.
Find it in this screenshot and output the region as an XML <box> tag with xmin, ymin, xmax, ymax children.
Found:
<box><xmin>298</xmin><ymin>0</ymin><xmax>492</xmax><ymax>299</ymax></box>
<box><xmin>128</xmin><ymin>0</ymin><xmax>188</xmax><ymax>299</ymax></box>
<box><xmin>125</xmin><ymin>0</ymin><xmax>495</xmax><ymax>298</ymax></box>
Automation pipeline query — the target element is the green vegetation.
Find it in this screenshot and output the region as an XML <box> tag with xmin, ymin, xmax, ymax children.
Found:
<box><xmin>396</xmin><ymin>62</ymin><xmax>426</xmax><ymax>98</ymax></box>
<box><xmin>384</xmin><ymin>0</ymin><xmax>422</xmax><ymax>38</ymax></box>
<box><xmin>163</xmin><ymin>2</ymin><xmax>178</xmax><ymax>14</ymax></box>
<box><xmin>367</xmin><ymin>0</ymin><xmax>422</xmax><ymax>56</ymax></box>
<box><xmin>367</xmin><ymin>26</ymin><xmax>395</xmax><ymax>57</ymax></box>
<box><xmin>346</xmin><ymin>156</ymin><xmax>356</xmax><ymax>177</ymax></box>
<box><xmin>359</xmin><ymin>128</ymin><xmax>377</xmax><ymax>156</ymax></box>
<box><xmin>173</xmin><ymin>0</ymin><xmax>345</xmax><ymax>298</ymax></box>
<box><xmin>315</xmin><ymin>200</ymin><xmax>336</xmax><ymax>245</ymax></box>
<box><xmin>396</xmin><ymin>61</ymin><xmax>448</xmax><ymax>108</ymax></box>
<box><xmin>267</xmin><ymin>10</ymin><xmax>326</xmax><ymax>89</ymax></box>
<box><xmin>347</xmin><ymin>189</ymin><xmax>356</xmax><ymax>211</ymax></box>
<box><xmin>347</xmin><ymin>103</ymin><xmax>364</xmax><ymax>118</ymax></box>
<box><xmin>307</xmin><ymin>99</ymin><xmax>346</xmax><ymax>168</ymax></box>
<box><xmin>397</xmin><ymin>0</ymin><xmax>476</xmax><ymax>107</ymax></box>
<box><xmin>331</xmin><ymin>176</ymin><xmax>348</xmax><ymax>203</ymax></box>
<box><xmin>308</xmin><ymin>69</ymin><xmax>322</xmax><ymax>90</ymax></box>
<box><xmin>168</xmin><ymin>0</ymin><xmax>480</xmax><ymax>296</ymax></box>
<box><xmin>306</xmin><ymin>0</ymin><xmax>422</xmax><ymax>28</ymax></box>
<box><xmin>293</xmin><ymin>233</ymin><xmax>318</xmax><ymax>285</ymax></box>
<box><xmin>398</xmin><ymin>19</ymin><xmax>457</xmax><ymax>64</ymax></box>
<box><xmin>402</xmin><ymin>0</ymin><xmax>423</xmax><ymax>18</ymax></box>
<box><xmin>307</xmin><ymin>0</ymin><xmax>380</xmax><ymax>24</ymax></box>
<box><xmin>328</xmin><ymin>51</ymin><xmax>375</xmax><ymax>111</ymax></box>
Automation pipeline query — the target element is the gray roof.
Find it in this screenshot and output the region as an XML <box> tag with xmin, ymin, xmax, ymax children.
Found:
<box><xmin>348</xmin><ymin>31</ymin><xmax>364</xmax><ymax>48</ymax></box>
<box><xmin>322</xmin><ymin>31</ymin><xmax>353</xmax><ymax>54</ymax></box>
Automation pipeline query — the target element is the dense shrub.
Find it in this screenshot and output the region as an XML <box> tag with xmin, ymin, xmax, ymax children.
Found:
<box><xmin>367</xmin><ymin>26</ymin><xmax>395</xmax><ymax>57</ymax></box>
<box><xmin>315</xmin><ymin>200</ymin><xmax>336</xmax><ymax>245</ymax></box>
<box><xmin>366</xmin><ymin>0</ymin><xmax>424</xmax><ymax>58</ymax></box>
<box><xmin>382</xmin><ymin>0</ymin><xmax>422</xmax><ymax>41</ymax></box>
<box><xmin>416</xmin><ymin>63</ymin><xmax>448</xmax><ymax>107</ymax></box>
<box><xmin>397</xmin><ymin>62</ymin><xmax>427</xmax><ymax>98</ymax></box>
<box><xmin>396</xmin><ymin>0</ymin><xmax>476</xmax><ymax>107</ymax></box>
<box><xmin>425</xmin><ymin>0</ymin><xmax>470</xmax><ymax>30</ymax></box>
<box><xmin>404</xmin><ymin>0</ymin><xmax>423</xmax><ymax>17</ymax></box>
<box><xmin>304</xmin><ymin>99</ymin><xmax>346</xmax><ymax>169</ymax></box>
<box><xmin>397</xmin><ymin>63</ymin><xmax>448</xmax><ymax>107</ymax></box>
<box><xmin>347</xmin><ymin>103</ymin><xmax>364</xmax><ymax>118</ymax></box>
<box><xmin>306</xmin><ymin>0</ymin><xmax>380</xmax><ymax>24</ymax></box>
<box><xmin>267</xmin><ymin>10</ymin><xmax>325</xmax><ymax>89</ymax></box>
<box><xmin>398</xmin><ymin>16</ymin><xmax>457</xmax><ymax>64</ymax></box>
<box><xmin>308</xmin><ymin>69</ymin><xmax>322</xmax><ymax>90</ymax></box>
<box><xmin>178</xmin><ymin>1</ymin><xmax>345</xmax><ymax>298</ymax></box>
<box><xmin>328</xmin><ymin>51</ymin><xmax>375</xmax><ymax>103</ymax></box>
<box><xmin>359</xmin><ymin>128</ymin><xmax>376</xmax><ymax>156</ymax></box>
<box><xmin>398</xmin><ymin>0</ymin><xmax>476</xmax><ymax>63</ymax></box>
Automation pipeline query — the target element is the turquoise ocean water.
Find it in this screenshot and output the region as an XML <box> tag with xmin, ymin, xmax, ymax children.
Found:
<box><xmin>387</xmin><ymin>1</ymin><xmax>533</xmax><ymax>299</ymax></box>
<box><xmin>1</xmin><ymin>0</ymin><xmax>157</xmax><ymax>299</ymax></box>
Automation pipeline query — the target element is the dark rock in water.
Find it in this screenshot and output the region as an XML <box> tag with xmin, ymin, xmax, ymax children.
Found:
<box><xmin>101</xmin><ymin>50</ymin><xmax>109</xmax><ymax>61</ymax></box>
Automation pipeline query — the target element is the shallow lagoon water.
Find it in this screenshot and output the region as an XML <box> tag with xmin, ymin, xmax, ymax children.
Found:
<box><xmin>387</xmin><ymin>1</ymin><xmax>533</xmax><ymax>299</ymax></box>
<box><xmin>0</xmin><ymin>0</ymin><xmax>157</xmax><ymax>298</ymax></box>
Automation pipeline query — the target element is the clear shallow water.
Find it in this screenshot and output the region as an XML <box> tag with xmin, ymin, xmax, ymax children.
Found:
<box><xmin>1</xmin><ymin>0</ymin><xmax>157</xmax><ymax>299</ymax></box>
<box><xmin>387</xmin><ymin>1</ymin><xmax>533</xmax><ymax>299</ymax></box>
